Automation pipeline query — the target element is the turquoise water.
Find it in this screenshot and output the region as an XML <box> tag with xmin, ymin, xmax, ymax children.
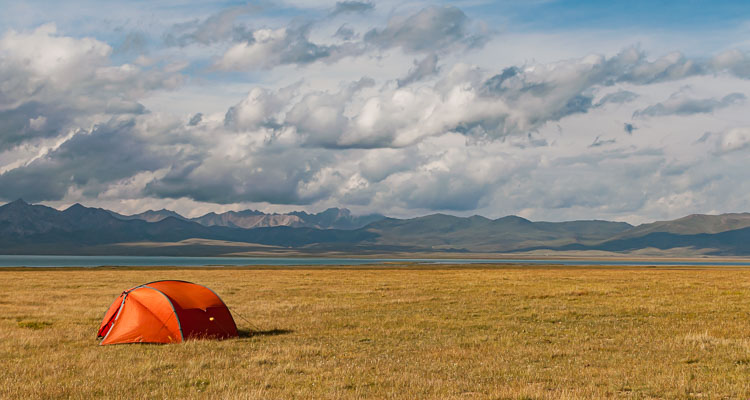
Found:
<box><xmin>0</xmin><ymin>255</ymin><xmax>749</xmax><ymax>267</ymax></box>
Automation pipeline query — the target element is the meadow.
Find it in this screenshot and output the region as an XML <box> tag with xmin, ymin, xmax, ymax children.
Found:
<box><xmin>2</xmin><ymin>264</ymin><xmax>750</xmax><ymax>399</ymax></box>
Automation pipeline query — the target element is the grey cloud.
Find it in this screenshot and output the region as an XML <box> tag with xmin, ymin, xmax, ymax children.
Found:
<box><xmin>595</xmin><ymin>90</ymin><xmax>638</xmax><ymax>107</ymax></box>
<box><xmin>216</xmin><ymin>46</ymin><xmax>750</xmax><ymax>153</ymax></box>
<box><xmin>331</xmin><ymin>1</ymin><xmax>374</xmax><ymax>16</ymax></box>
<box><xmin>482</xmin><ymin>67</ymin><xmax>520</xmax><ymax>95</ymax></box>
<box><xmin>549</xmin><ymin>95</ymin><xmax>594</xmax><ymax>121</ymax></box>
<box><xmin>333</xmin><ymin>24</ymin><xmax>356</xmax><ymax>41</ymax></box>
<box><xmin>398</xmin><ymin>54</ymin><xmax>439</xmax><ymax>87</ymax></box>
<box><xmin>145</xmin><ymin>147</ymin><xmax>340</xmax><ymax>205</ymax></box>
<box><xmin>589</xmin><ymin>135</ymin><xmax>616</xmax><ymax>148</ymax></box>
<box><xmin>164</xmin><ymin>5</ymin><xmax>260</xmax><ymax>46</ymax></box>
<box><xmin>0</xmin><ymin>118</ymin><xmax>166</xmax><ymax>202</ymax></box>
<box><xmin>466</xmin><ymin>47</ymin><xmax>750</xmax><ymax>141</ymax></box>
<box><xmin>215</xmin><ymin>5</ymin><xmax>489</xmax><ymax>71</ymax></box>
<box><xmin>363</xmin><ymin>6</ymin><xmax>489</xmax><ymax>53</ymax></box>
<box><xmin>399</xmin><ymin>173</ymin><xmax>490</xmax><ymax>211</ymax></box>
<box><xmin>0</xmin><ymin>101</ymin><xmax>71</xmax><ymax>149</ymax></box>
<box><xmin>358</xmin><ymin>148</ymin><xmax>416</xmax><ymax>183</ymax></box>
<box><xmin>694</xmin><ymin>131</ymin><xmax>712</xmax><ymax>144</ymax></box>
<box><xmin>634</xmin><ymin>92</ymin><xmax>746</xmax><ymax>118</ymax></box>
<box><xmin>624</xmin><ymin>123</ymin><xmax>636</xmax><ymax>135</ymax></box>
<box><xmin>188</xmin><ymin>113</ymin><xmax>203</xmax><ymax>126</ymax></box>
<box><xmin>216</xmin><ymin>24</ymin><xmax>364</xmax><ymax>70</ymax></box>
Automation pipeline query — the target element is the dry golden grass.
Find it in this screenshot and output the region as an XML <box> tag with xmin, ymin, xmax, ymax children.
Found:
<box><xmin>3</xmin><ymin>265</ymin><xmax>750</xmax><ymax>399</ymax></box>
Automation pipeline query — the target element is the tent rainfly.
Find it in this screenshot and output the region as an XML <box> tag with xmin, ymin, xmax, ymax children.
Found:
<box><xmin>97</xmin><ymin>280</ymin><xmax>238</xmax><ymax>345</ymax></box>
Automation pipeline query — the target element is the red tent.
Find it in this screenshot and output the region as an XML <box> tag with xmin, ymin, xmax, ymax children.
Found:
<box><xmin>97</xmin><ymin>280</ymin><xmax>238</xmax><ymax>345</ymax></box>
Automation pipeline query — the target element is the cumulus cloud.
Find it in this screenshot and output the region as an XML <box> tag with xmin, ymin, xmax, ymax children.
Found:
<box><xmin>5</xmin><ymin>11</ymin><xmax>750</xmax><ymax>220</ymax></box>
<box><xmin>215</xmin><ymin>25</ymin><xmax>362</xmax><ymax>70</ymax></box>
<box><xmin>0</xmin><ymin>24</ymin><xmax>181</xmax><ymax>149</ymax></box>
<box><xmin>363</xmin><ymin>6</ymin><xmax>488</xmax><ymax>53</ymax></box>
<box><xmin>633</xmin><ymin>91</ymin><xmax>746</xmax><ymax>118</ymax></box>
<box><xmin>0</xmin><ymin>117</ymin><xmax>167</xmax><ymax>202</ymax></box>
<box><xmin>214</xmin><ymin>5</ymin><xmax>490</xmax><ymax>71</ymax></box>
<box><xmin>163</xmin><ymin>5</ymin><xmax>260</xmax><ymax>46</ymax></box>
<box><xmin>711</xmin><ymin>49</ymin><xmax>750</xmax><ymax>78</ymax></box>
<box><xmin>215</xmin><ymin>47</ymin><xmax>750</xmax><ymax>151</ymax></box>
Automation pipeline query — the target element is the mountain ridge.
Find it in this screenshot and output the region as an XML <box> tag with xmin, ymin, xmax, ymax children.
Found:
<box><xmin>108</xmin><ymin>206</ymin><xmax>384</xmax><ymax>230</ymax></box>
<box><xmin>2</xmin><ymin>199</ymin><xmax>750</xmax><ymax>256</ymax></box>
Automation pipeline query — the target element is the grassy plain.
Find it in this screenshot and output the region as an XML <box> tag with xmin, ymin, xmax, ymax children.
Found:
<box><xmin>2</xmin><ymin>264</ymin><xmax>750</xmax><ymax>399</ymax></box>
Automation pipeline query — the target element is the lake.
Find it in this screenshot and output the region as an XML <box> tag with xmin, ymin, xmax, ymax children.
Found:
<box><xmin>1</xmin><ymin>255</ymin><xmax>750</xmax><ymax>267</ymax></box>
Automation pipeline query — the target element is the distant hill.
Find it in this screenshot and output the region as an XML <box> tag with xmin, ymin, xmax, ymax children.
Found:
<box><xmin>111</xmin><ymin>206</ymin><xmax>383</xmax><ymax>230</ymax></box>
<box><xmin>362</xmin><ymin>214</ymin><xmax>632</xmax><ymax>252</ymax></box>
<box><xmin>612</xmin><ymin>213</ymin><xmax>750</xmax><ymax>238</ymax></box>
<box><xmin>0</xmin><ymin>200</ymin><xmax>376</xmax><ymax>254</ymax></box>
<box><xmin>2</xmin><ymin>199</ymin><xmax>750</xmax><ymax>256</ymax></box>
<box><xmin>551</xmin><ymin>227</ymin><xmax>750</xmax><ymax>256</ymax></box>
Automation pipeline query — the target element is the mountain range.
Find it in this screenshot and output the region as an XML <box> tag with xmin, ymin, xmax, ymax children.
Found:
<box><xmin>2</xmin><ymin>199</ymin><xmax>750</xmax><ymax>256</ymax></box>
<box><xmin>108</xmin><ymin>207</ymin><xmax>384</xmax><ymax>230</ymax></box>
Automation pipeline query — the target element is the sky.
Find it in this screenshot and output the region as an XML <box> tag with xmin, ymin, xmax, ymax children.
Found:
<box><xmin>1</xmin><ymin>1</ymin><xmax>750</xmax><ymax>223</ymax></box>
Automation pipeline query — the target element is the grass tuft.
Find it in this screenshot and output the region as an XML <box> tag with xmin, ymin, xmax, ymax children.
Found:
<box><xmin>16</xmin><ymin>320</ymin><xmax>52</xmax><ymax>330</ymax></box>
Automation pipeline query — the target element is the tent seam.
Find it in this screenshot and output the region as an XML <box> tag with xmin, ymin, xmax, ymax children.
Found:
<box><xmin>99</xmin><ymin>293</ymin><xmax>128</xmax><ymax>345</ymax></box>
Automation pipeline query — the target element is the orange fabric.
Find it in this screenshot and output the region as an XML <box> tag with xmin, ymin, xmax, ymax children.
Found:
<box><xmin>144</xmin><ymin>281</ymin><xmax>238</xmax><ymax>340</ymax></box>
<box><xmin>98</xmin><ymin>280</ymin><xmax>238</xmax><ymax>345</ymax></box>
<box><xmin>97</xmin><ymin>293</ymin><xmax>124</xmax><ymax>338</ymax></box>
<box><xmin>101</xmin><ymin>288</ymin><xmax>182</xmax><ymax>345</ymax></box>
<box><xmin>147</xmin><ymin>281</ymin><xmax>225</xmax><ymax>310</ymax></box>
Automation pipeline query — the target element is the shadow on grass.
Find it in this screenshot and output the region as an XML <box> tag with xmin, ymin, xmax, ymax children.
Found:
<box><xmin>238</xmin><ymin>328</ymin><xmax>294</xmax><ymax>338</ymax></box>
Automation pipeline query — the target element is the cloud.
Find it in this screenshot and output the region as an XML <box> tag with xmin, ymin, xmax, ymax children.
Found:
<box><xmin>595</xmin><ymin>90</ymin><xmax>638</xmax><ymax>107</ymax></box>
<box><xmin>215</xmin><ymin>25</ymin><xmax>362</xmax><ymax>70</ymax></box>
<box><xmin>333</xmin><ymin>24</ymin><xmax>356</xmax><ymax>41</ymax></box>
<box><xmin>143</xmin><ymin>137</ymin><xmax>344</xmax><ymax>205</ymax></box>
<box><xmin>711</xmin><ymin>49</ymin><xmax>750</xmax><ymax>79</ymax></box>
<box><xmin>0</xmin><ymin>118</ymin><xmax>167</xmax><ymax>202</ymax></box>
<box><xmin>589</xmin><ymin>135</ymin><xmax>616</xmax><ymax>147</ymax></box>
<box><xmin>398</xmin><ymin>53</ymin><xmax>439</xmax><ymax>87</ymax></box>
<box><xmin>5</xmin><ymin>15</ymin><xmax>750</xmax><ymax>219</ymax></box>
<box><xmin>216</xmin><ymin>47</ymin><xmax>750</xmax><ymax>151</ymax></box>
<box><xmin>624</xmin><ymin>123</ymin><xmax>636</xmax><ymax>134</ymax></box>
<box><xmin>633</xmin><ymin>91</ymin><xmax>746</xmax><ymax>118</ymax></box>
<box><xmin>163</xmin><ymin>5</ymin><xmax>260</xmax><ymax>46</ymax></box>
<box><xmin>0</xmin><ymin>24</ymin><xmax>182</xmax><ymax>149</ymax></box>
<box><xmin>716</xmin><ymin>127</ymin><xmax>750</xmax><ymax>153</ymax></box>
<box><xmin>214</xmin><ymin>5</ymin><xmax>490</xmax><ymax>71</ymax></box>
<box><xmin>188</xmin><ymin>113</ymin><xmax>203</xmax><ymax>126</ymax></box>
<box><xmin>330</xmin><ymin>1</ymin><xmax>374</xmax><ymax>16</ymax></box>
<box><xmin>363</xmin><ymin>6</ymin><xmax>489</xmax><ymax>53</ymax></box>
